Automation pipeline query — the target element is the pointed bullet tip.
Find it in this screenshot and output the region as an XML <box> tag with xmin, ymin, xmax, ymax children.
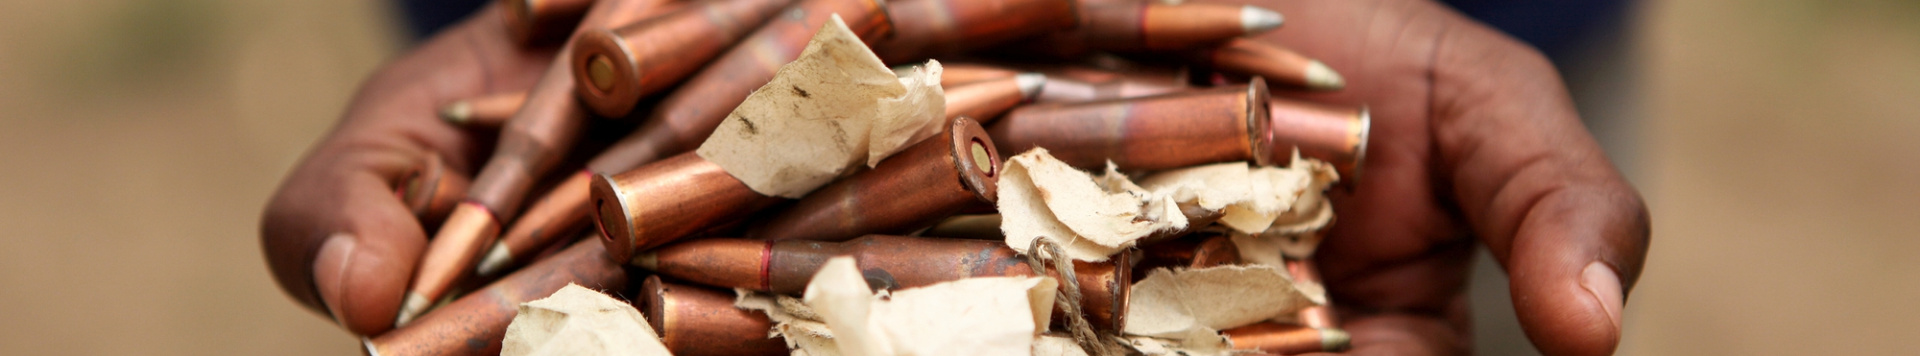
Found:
<box><xmin>393</xmin><ymin>291</ymin><xmax>430</xmax><ymax>327</ymax></box>
<box><xmin>438</xmin><ymin>101</ymin><xmax>471</xmax><ymax>125</ymax></box>
<box><xmin>475</xmin><ymin>242</ymin><xmax>513</xmax><ymax>277</ymax></box>
<box><xmin>1306</xmin><ymin>61</ymin><xmax>1345</xmax><ymax>90</ymax></box>
<box><xmin>1241</xmin><ymin>5</ymin><xmax>1285</xmax><ymax>34</ymax></box>
<box><xmin>1014</xmin><ymin>73</ymin><xmax>1047</xmax><ymax>100</ymax></box>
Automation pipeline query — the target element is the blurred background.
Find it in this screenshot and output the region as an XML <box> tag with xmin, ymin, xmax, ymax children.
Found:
<box><xmin>0</xmin><ymin>0</ymin><xmax>1915</xmax><ymax>354</ymax></box>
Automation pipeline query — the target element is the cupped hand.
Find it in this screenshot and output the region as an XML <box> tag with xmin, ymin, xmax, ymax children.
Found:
<box><xmin>1218</xmin><ymin>0</ymin><xmax>1652</xmax><ymax>354</ymax></box>
<box><xmin>259</xmin><ymin>5</ymin><xmax>554</xmax><ymax>336</ymax></box>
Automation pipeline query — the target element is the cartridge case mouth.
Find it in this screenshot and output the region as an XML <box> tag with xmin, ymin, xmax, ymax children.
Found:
<box><xmin>590</xmin><ymin>173</ymin><xmax>636</xmax><ymax>263</ymax></box>
<box><xmin>1244</xmin><ymin>77</ymin><xmax>1275</xmax><ymax>167</ymax></box>
<box><xmin>640</xmin><ymin>275</ymin><xmax>671</xmax><ymax>344</ymax></box>
<box><xmin>573</xmin><ymin>29</ymin><xmax>643</xmax><ymax>118</ymax></box>
<box><xmin>1348</xmin><ymin>106</ymin><xmax>1371</xmax><ymax>183</ymax></box>
<box><xmin>949</xmin><ymin>116</ymin><xmax>1000</xmax><ymax>203</ymax></box>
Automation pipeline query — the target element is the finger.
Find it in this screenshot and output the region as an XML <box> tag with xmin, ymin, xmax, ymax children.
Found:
<box><xmin>259</xmin><ymin>5</ymin><xmax>555</xmax><ymax>336</ymax></box>
<box><xmin>1425</xmin><ymin>15</ymin><xmax>1651</xmax><ymax>356</ymax></box>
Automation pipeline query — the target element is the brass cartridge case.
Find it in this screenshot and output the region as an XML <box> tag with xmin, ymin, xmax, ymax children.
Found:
<box><xmin>591</xmin><ymin>153</ymin><xmax>784</xmax><ymax>263</ymax></box>
<box><xmin>1223</xmin><ymin>322</ymin><xmax>1352</xmax><ymax>354</ymax></box>
<box><xmin>1134</xmin><ymin>233</ymin><xmax>1240</xmax><ymax>276</ymax></box>
<box><xmin>1264</xmin><ymin>97</ymin><xmax>1369</xmax><ymax>182</ymax></box>
<box><xmin>571</xmin><ymin>0</ymin><xmax>793</xmax><ymax>117</ymax></box>
<box><xmin>639</xmin><ymin>276</ymin><xmax>787</xmax><ymax>356</ymax></box>
<box><xmin>989</xmin><ymin>78</ymin><xmax>1273</xmax><ymax>171</ymax></box>
<box><xmin>502</xmin><ymin>0</ymin><xmax>596</xmax><ymax>46</ymax></box>
<box><xmin>1017</xmin><ymin>2</ymin><xmax>1281</xmax><ymax>56</ymax></box>
<box><xmin>439</xmin><ymin>90</ymin><xmax>526</xmax><ymax>128</ymax></box>
<box><xmin>635</xmin><ymin>235</ymin><xmax>1133</xmax><ymax>331</ymax></box>
<box><xmin>365</xmin><ymin>238</ymin><xmax>627</xmax><ymax>356</ymax></box>
<box><xmin>1284</xmin><ymin>258</ymin><xmax>1338</xmax><ymax>328</ymax></box>
<box><xmin>872</xmin><ymin>0</ymin><xmax>1076</xmax><ymax>63</ymax></box>
<box><xmin>478</xmin><ymin>171</ymin><xmax>595</xmax><ymax>277</ymax></box>
<box><xmin>943</xmin><ymin>74</ymin><xmax>1043</xmax><ymax>124</ymax></box>
<box><xmin>399</xmin><ymin>152</ymin><xmax>470</xmax><ymax>226</ymax></box>
<box><xmin>748</xmin><ymin>117</ymin><xmax>1000</xmax><ymax>242</ymax></box>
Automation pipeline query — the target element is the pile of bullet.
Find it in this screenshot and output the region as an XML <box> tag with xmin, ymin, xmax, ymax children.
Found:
<box><xmin>369</xmin><ymin>0</ymin><xmax>1369</xmax><ymax>354</ymax></box>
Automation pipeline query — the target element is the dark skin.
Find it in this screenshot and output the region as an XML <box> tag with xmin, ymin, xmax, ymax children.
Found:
<box><xmin>261</xmin><ymin>1</ymin><xmax>1650</xmax><ymax>355</ymax></box>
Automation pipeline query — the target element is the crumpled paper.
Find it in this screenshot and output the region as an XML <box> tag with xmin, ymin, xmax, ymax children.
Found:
<box><xmin>803</xmin><ymin>256</ymin><xmax>1058</xmax><ymax>356</ymax></box>
<box><xmin>696</xmin><ymin>15</ymin><xmax>946</xmax><ymax>198</ymax></box>
<box><xmin>737</xmin><ymin>291</ymin><xmax>843</xmax><ymax>356</ymax></box>
<box><xmin>501</xmin><ymin>283</ymin><xmax>671</xmax><ymax>356</ymax></box>
<box><xmin>1228</xmin><ymin>153</ymin><xmax>1341</xmax><ymax>265</ymax></box>
<box><xmin>1121</xmin><ymin>265</ymin><xmax>1319</xmax><ymax>349</ymax></box>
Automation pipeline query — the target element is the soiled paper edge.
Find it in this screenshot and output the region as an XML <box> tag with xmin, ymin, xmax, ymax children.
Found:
<box><xmin>502</xmin><ymin>283</ymin><xmax>671</xmax><ymax>356</ymax></box>
<box><xmin>1121</xmin><ymin>265</ymin><xmax>1318</xmax><ymax>342</ymax></box>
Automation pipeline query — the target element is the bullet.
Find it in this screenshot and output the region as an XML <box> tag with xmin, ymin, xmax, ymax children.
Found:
<box><xmin>1032</xmin><ymin>74</ymin><xmax>1187</xmax><ymax>104</ymax></box>
<box><xmin>438</xmin><ymin>91</ymin><xmax>526</xmax><ymax>128</ymax></box>
<box><xmin>1222</xmin><ymin>322</ymin><xmax>1351</xmax><ymax>354</ymax></box>
<box><xmin>1264</xmin><ymin>97</ymin><xmax>1368</xmax><ymax>182</ymax></box>
<box><xmin>365</xmin><ymin>238</ymin><xmax>627</xmax><ymax>356</ymax></box>
<box><xmin>634</xmin><ymin>235</ymin><xmax>1133</xmax><ymax>331</ymax></box>
<box><xmin>476</xmin><ymin>170</ymin><xmax>594</xmax><ymax>277</ymax></box>
<box><xmin>748</xmin><ymin>117</ymin><xmax>1000</xmax><ymax>242</ymax></box>
<box><xmin>1189</xmin><ymin>38</ymin><xmax>1344</xmax><ymax>91</ymax></box>
<box><xmin>1017</xmin><ymin>2</ymin><xmax>1284</xmax><ymax>56</ymax></box>
<box><xmin>638</xmin><ymin>276</ymin><xmax>788</xmax><ymax>356</ymax></box>
<box><xmin>1133</xmin><ymin>233</ymin><xmax>1240</xmax><ymax>277</ymax></box>
<box><xmin>398</xmin><ymin>152</ymin><xmax>470</xmax><ymax>226</ymax></box>
<box><xmin>571</xmin><ymin>0</ymin><xmax>794</xmax><ymax>117</ymax></box>
<box><xmin>942</xmin><ymin>74</ymin><xmax>1045</xmax><ymax>124</ymax></box>
<box><xmin>502</xmin><ymin>0</ymin><xmax>597</xmax><ymax>46</ymax></box>
<box><xmin>988</xmin><ymin>78</ymin><xmax>1274</xmax><ymax>171</ymax></box>
<box><xmin>871</xmin><ymin>0</ymin><xmax>1076</xmax><ymax>63</ymax></box>
<box><xmin>929</xmin><ymin>63</ymin><xmax>1021</xmax><ymax>87</ymax></box>
<box><xmin>591</xmin><ymin>153</ymin><xmax>786</xmax><ymax>263</ymax></box>
<box><xmin>1284</xmin><ymin>258</ymin><xmax>1338</xmax><ymax>329</ymax></box>
<box><xmin>402</xmin><ymin>0</ymin><xmax>681</xmax><ymax>326</ymax></box>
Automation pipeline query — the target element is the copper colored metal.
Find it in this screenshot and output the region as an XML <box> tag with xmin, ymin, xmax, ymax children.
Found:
<box><xmin>1134</xmin><ymin>233</ymin><xmax>1240</xmax><ymax>277</ymax></box>
<box><xmin>919</xmin><ymin>214</ymin><xmax>1004</xmax><ymax>240</ymax></box>
<box><xmin>1017</xmin><ymin>2</ymin><xmax>1269</xmax><ymax>56</ymax></box>
<box><xmin>989</xmin><ymin>78</ymin><xmax>1273</xmax><ymax>171</ymax></box>
<box><xmin>748</xmin><ymin>117</ymin><xmax>1000</xmax><ymax>242</ymax></box>
<box><xmin>1265</xmin><ymin>97</ymin><xmax>1369</xmax><ymax>182</ymax></box>
<box><xmin>1222</xmin><ymin>322</ymin><xmax>1352</xmax><ymax>354</ymax></box>
<box><xmin>1033</xmin><ymin>75</ymin><xmax>1186</xmax><ymax>104</ymax></box>
<box><xmin>591</xmin><ymin>153</ymin><xmax>784</xmax><ymax>262</ymax></box>
<box><xmin>365</xmin><ymin>238</ymin><xmax>626</xmax><ymax>356</ymax></box>
<box><xmin>872</xmin><ymin>0</ymin><xmax>1077</xmax><ymax>63</ymax></box>
<box><xmin>439</xmin><ymin>91</ymin><xmax>526</xmax><ymax>128</ymax></box>
<box><xmin>400</xmin><ymin>202</ymin><xmax>502</xmax><ymax>325</ymax></box>
<box><xmin>639</xmin><ymin>276</ymin><xmax>788</xmax><ymax>356</ymax></box>
<box><xmin>478</xmin><ymin>171</ymin><xmax>594</xmax><ymax>277</ymax></box>
<box><xmin>502</xmin><ymin>0</ymin><xmax>596</xmax><ymax>46</ymax></box>
<box><xmin>637</xmin><ymin>235</ymin><xmax>1134</xmax><ymax>331</ymax></box>
<box><xmin>1284</xmin><ymin>258</ymin><xmax>1338</xmax><ymax>328</ymax></box>
<box><xmin>571</xmin><ymin>0</ymin><xmax>793</xmax><ymax>117</ymax></box>
<box><xmin>936</xmin><ymin>63</ymin><xmax>1020</xmax><ymax>86</ymax></box>
<box><xmin>943</xmin><ymin>76</ymin><xmax>1037</xmax><ymax>124</ymax></box>
<box><xmin>586</xmin><ymin>0</ymin><xmax>893</xmax><ymax>180</ymax></box>
<box><xmin>1191</xmin><ymin>38</ymin><xmax>1327</xmax><ymax>90</ymax></box>
<box><xmin>399</xmin><ymin>153</ymin><xmax>470</xmax><ymax>225</ymax></box>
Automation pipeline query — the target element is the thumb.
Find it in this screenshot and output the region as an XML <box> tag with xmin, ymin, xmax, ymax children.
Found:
<box><xmin>261</xmin><ymin>147</ymin><xmax>428</xmax><ymax>336</ymax></box>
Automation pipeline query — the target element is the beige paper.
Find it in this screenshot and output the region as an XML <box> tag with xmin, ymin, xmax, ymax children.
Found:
<box><xmin>736</xmin><ymin>291</ymin><xmax>843</xmax><ymax>356</ymax></box>
<box><xmin>1122</xmin><ymin>335</ymin><xmax>1234</xmax><ymax>356</ymax></box>
<box><xmin>1122</xmin><ymin>265</ymin><xmax>1318</xmax><ymax>343</ymax></box>
<box><xmin>804</xmin><ymin>256</ymin><xmax>1058</xmax><ymax>356</ymax></box>
<box><xmin>696</xmin><ymin>15</ymin><xmax>946</xmax><ymax>198</ymax></box>
<box><xmin>501</xmin><ymin>284</ymin><xmax>671</xmax><ymax>356</ymax></box>
<box><xmin>1000</xmin><ymin>149</ymin><xmax>1172</xmax><ymax>261</ymax></box>
<box><xmin>1032</xmin><ymin>335</ymin><xmax>1090</xmax><ymax>356</ymax></box>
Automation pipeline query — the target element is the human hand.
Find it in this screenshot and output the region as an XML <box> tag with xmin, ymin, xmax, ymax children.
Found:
<box><xmin>1219</xmin><ymin>0</ymin><xmax>1651</xmax><ymax>354</ymax></box>
<box><xmin>259</xmin><ymin>5</ymin><xmax>555</xmax><ymax>336</ymax></box>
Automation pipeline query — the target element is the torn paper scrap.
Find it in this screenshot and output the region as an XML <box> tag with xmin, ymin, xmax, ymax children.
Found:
<box><xmin>803</xmin><ymin>256</ymin><xmax>1058</xmax><ymax>356</ymax></box>
<box><xmin>1000</xmin><ymin>148</ymin><xmax>1173</xmax><ymax>261</ymax></box>
<box><xmin>502</xmin><ymin>283</ymin><xmax>671</xmax><ymax>356</ymax></box>
<box><xmin>1032</xmin><ymin>335</ymin><xmax>1090</xmax><ymax>356</ymax></box>
<box><xmin>696</xmin><ymin>14</ymin><xmax>946</xmax><ymax>198</ymax></box>
<box><xmin>1122</xmin><ymin>265</ymin><xmax>1318</xmax><ymax>343</ymax></box>
<box><xmin>736</xmin><ymin>290</ymin><xmax>842</xmax><ymax>356</ymax></box>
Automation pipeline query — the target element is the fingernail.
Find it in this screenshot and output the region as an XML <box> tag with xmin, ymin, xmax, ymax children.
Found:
<box><xmin>313</xmin><ymin>233</ymin><xmax>357</xmax><ymax>325</ymax></box>
<box><xmin>1581</xmin><ymin>262</ymin><xmax>1624</xmax><ymax>332</ymax></box>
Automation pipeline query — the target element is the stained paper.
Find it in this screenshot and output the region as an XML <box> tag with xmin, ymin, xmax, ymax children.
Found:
<box><xmin>1122</xmin><ymin>265</ymin><xmax>1318</xmax><ymax>346</ymax></box>
<box><xmin>999</xmin><ymin>149</ymin><xmax>1174</xmax><ymax>261</ymax></box>
<box><xmin>501</xmin><ymin>284</ymin><xmax>671</xmax><ymax>356</ymax></box>
<box><xmin>803</xmin><ymin>256</ymin><xmax>1057</xmax><ymax>356</ymax></box>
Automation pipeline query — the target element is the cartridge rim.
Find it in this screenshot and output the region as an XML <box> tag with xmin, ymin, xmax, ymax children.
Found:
<box><xmin>1348</xmin><ymin>106</ymin><xmax>1371</xmax><ymax>183</ymax></box>
<box><xmin>573</xmin><ymin>28</ymin><xmax>642</xmax><ymax>117</ymax></box>
<box><xmin>948</xmin><ymin>116</ymin><xmax>999</xmax><ymax>203</ymax></box>
<box><xmin>640</xmin><ymin>276</ymin><xmax>671</xmax><ymax>344</ymax></box>
<box><xmin>1244</xmin><ymin>77</ymin><xmax>1275</xmax><ymax>167</ymax></box>
<box><xmin>590</xmin><ymin>173</ymin><xmax>636</xmax><ymax>262</ymax></box>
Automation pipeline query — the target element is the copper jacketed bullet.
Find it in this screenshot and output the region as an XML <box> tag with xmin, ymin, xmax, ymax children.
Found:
<box><xmin>1223</xmin><ymin>322</ymin><xmax>1352</xmax><ymax>354</ymax></box>
<box><xmin>439</xmin><ymin>91</ymin><xmax>526</xmax><ymax>128</ymax></box>
<box><xmin>1032</xmin><ymin>73</ymin><xmax>1187</xmax><ymax>104</ymax></box>
<box><xmin>1134</xmin><ymin>233</ymin><xmax>1240</xmax><ymax>277</ymax></box>
<box><xmin>1019</xmin><ymin>2</ymin><xmax>1283</xmax><ymax>55</ymax></box>
<box><xmin>634</xmin><ymin>235</ymin><xmax>1134</xmax><ymax>331</ymax></box>
<box><xmin>401</xmin><ymin>0</ymin><xmax>679</xmax><ymax>326</ymax></box>
<box><xmin>476</xmin><ymin>170</ymin><xmax>594</xmax><ymax>277</ymax></box>
<box><xmin>365</xmin><ymin>238</ymin><xmax>627</xmax><ymax>356</ymax></box>
<box><xmin>591</xmin><ymin>153</ymin><xmax>785</xmax><ymax>263</ymax></box>
<box><xmin>929</xmin><ymin>63</ymin><xmax>1020</xmax><ymax>86</ymax></box>
<box><xmin>1190</xmin><ymin>38</ymin><xmax>1344</xmax><ymax>91</ymax></box>
<box><xmin>502</xmin><ymin>0</ymin><xmax>597</xmax><ymax>46</ymax></box>
<box><xmin>399</xmin><ymin>152</ymin><xmax>470</xmax><ymax>226</ymax></box>
<box><xmin>748</xmin><ymin>117</ymin><xmax>1000</xmax><ymax>242</ymax></box>
<box><xmin>639</xmin><ymin>276</ymin><xmax>788</xmax><ymax>356</ymax></box>
<box><xmin>1284</xmin><ymin>258</ymin><xmax>1338</xmax><ymax>328</ymax></box>
<box><xmin>942</xmin><ymin>74</ymin><xmax>1045</xmax><ymax>123</ymax></box>
<box><xmin>871</xmin><ymin>0</ymin><xmax>1076</xmax><ymax>63</ymax></box>
<box><xmin>989</xmin><ymin>78</ymin><xmax>1275</xmax><ymax>171</ymax></box>
<box><xmin>571</xmin><ymin>0</ymin><xmax>793</xmax><ymax>117</ymax></box>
